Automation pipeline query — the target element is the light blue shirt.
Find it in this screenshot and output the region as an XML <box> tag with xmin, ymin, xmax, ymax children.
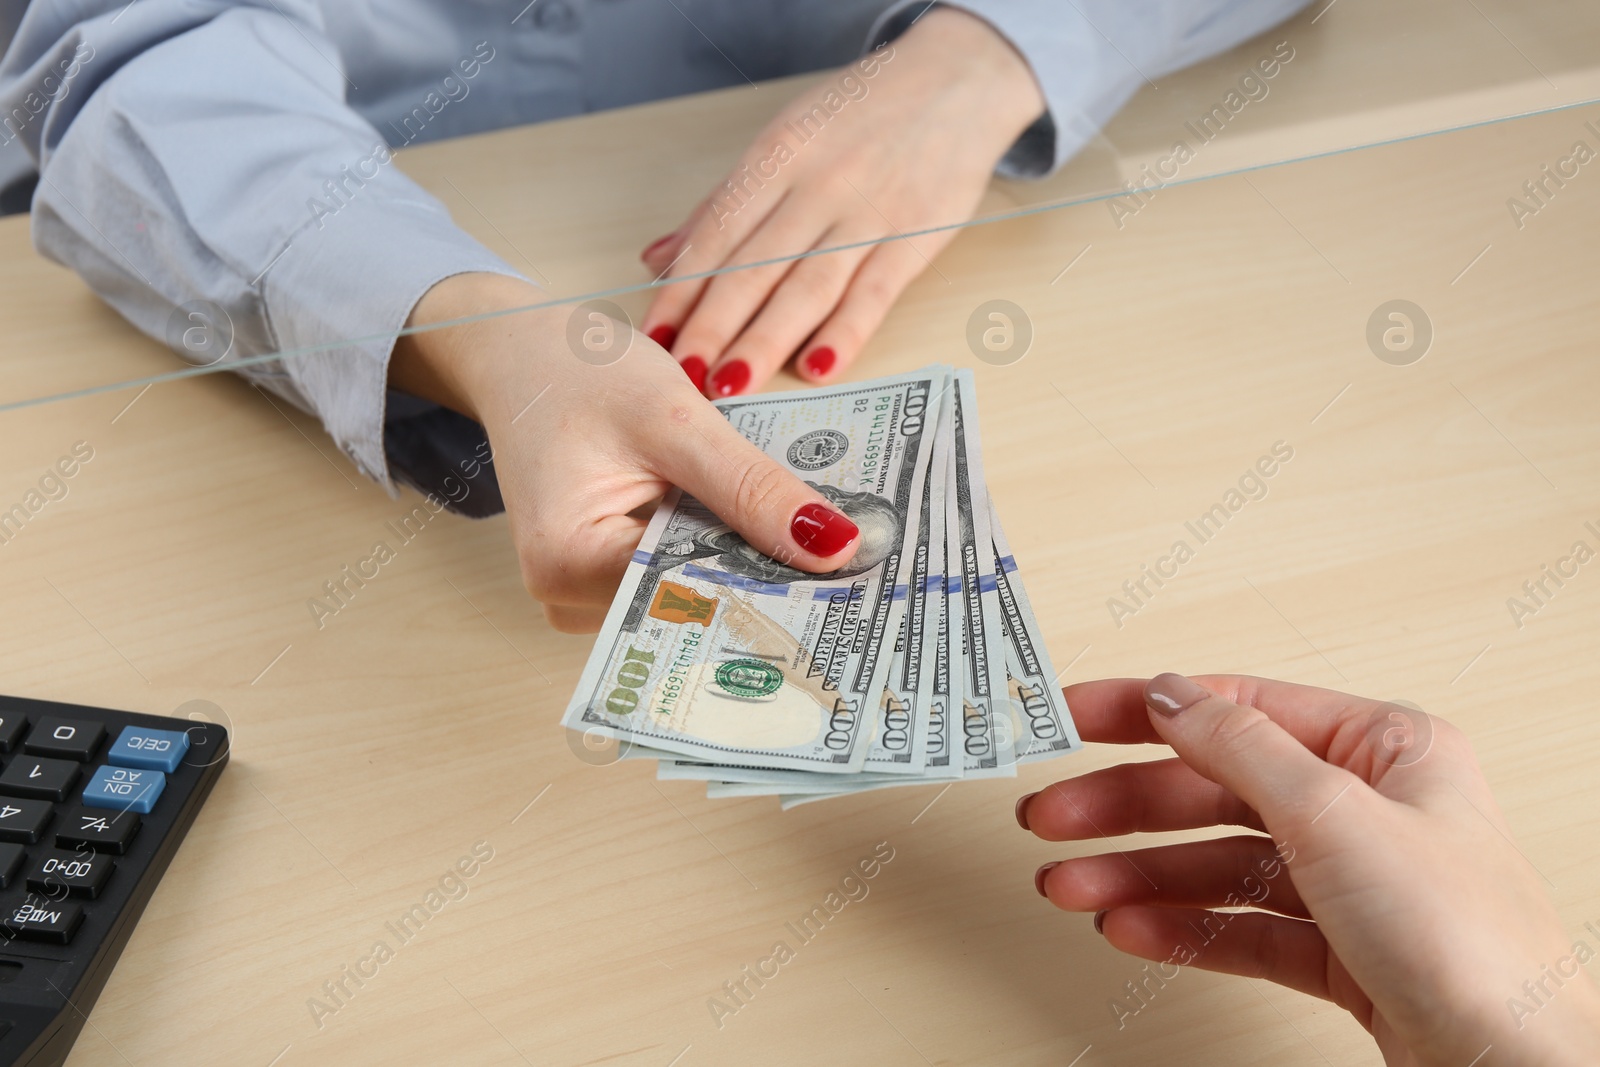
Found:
<box><xmin>0</xmin><ymin>0</ymin><xmax>1309</xmax><ymax>511</ymax></box>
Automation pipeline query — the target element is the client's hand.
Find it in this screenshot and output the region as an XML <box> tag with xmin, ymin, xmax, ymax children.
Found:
<box><xmin>390</xmin><ymin>273</ymin><xmax>860</xmax><ymax>632</ymax></box>
<box><xmin>639</xmin><ymin>7</ymin><xmax>1044</xmax><ymax>397</ymax></box>
<box><xmin>1018</xmin><ymin>674</ymin><xmax>1600</xmax><ymax>1067</ymax></box>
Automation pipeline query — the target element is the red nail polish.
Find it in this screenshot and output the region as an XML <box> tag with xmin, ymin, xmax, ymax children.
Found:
<box><xmin>679</xmin><ymin>355</ymin><xmax>707</xmax><ymax>393</ymax></box>
<box><xmin>1015</xmin><ymin>791</ymin><xmax>1038</xmax><ymax>831</ymax></box>
<box><xmin>1093</xmin><ymin>909</ymin><xmax>1108</xmax><ymax>934</ymax></box>
<box><xmin>640</xmin><ymin>231</ymin><xmax>676</xmax><ymax>261</ymax></box>
<box><xmin>649</xmin><ymin>324</ymin><xmax>678</xmax><ymax>350</ymax></box>
<box><xmin>802</xmin><ymin>346</ymin><xmax>836</xmax><ymax>378</ymax></box>
<box><xmin>1035</xmin><ymin>861</ymin><xmax>1060</xmax><ymax>899</ymax></box>
<box><xmin>710</xmin><ymin>360</ymin><xmax>750</xmax><ymax>398</ymax></box>
<box><xmin>790</xmin><ymin>501</ymin><xmax>859</xmax><ymax>558</ymax></box>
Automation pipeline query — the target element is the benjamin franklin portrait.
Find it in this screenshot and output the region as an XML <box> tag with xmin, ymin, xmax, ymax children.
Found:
<box><xmin>655</xmin><ymin>482</ymin><xmax>903</xmax><ymax>585</ymax></box>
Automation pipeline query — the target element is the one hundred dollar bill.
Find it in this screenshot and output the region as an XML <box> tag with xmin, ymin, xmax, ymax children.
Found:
<box><xmin>948</xmin><ymin>370</ymin><xmax>1016</xmax><ymax>779</ymax></box>
<box><xmin>562</xmin><ymin>367</ymin><xmax>948</xmax><ymax>772</ymax></box>
<box><xmin>858</xmin><ymin>381</ymin><xmax>952</xmax><ymax>777</ymax></box>
<box><xmin>990</xmin><ymin>505</ymin><xmax>1084</xmax><ymax>762</ymax></box>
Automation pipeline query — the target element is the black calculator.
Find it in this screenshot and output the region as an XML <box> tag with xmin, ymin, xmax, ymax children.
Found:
<box><xmin>0</xmin><ymin>696</ymin><xmax>228</xmax><ymax>1066</ymax></box>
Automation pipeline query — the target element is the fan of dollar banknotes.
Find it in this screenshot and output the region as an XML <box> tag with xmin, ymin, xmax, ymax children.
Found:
<box><xmin>563</xmin><ymin>366</ymin><xmax>1082</xmax><ymax>808</ymax></box>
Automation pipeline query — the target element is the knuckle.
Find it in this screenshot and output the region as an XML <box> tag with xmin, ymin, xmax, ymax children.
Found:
<box><xmin>517</xmin><ymin>531</ymin><xmax>581</xmax><ymax>604</ymax></box>
<box><xmin>1200</xmin><ymin>706</ymin><xmax>1275</xmax><ymax>765</ymax></box>
<box><xmin>786</xmin><ymin>265</ymin><xmax>842</xmax><ymax>307</ymax></box>
<box><xmin>519</xmin><ymin>558</ymin><xmax>563</xmax><ymax>604</ymax></box>
<box><xmin>853</xmin><ymin>268</ymin><xmax>902</xmax><ymax>309</ymax></box>
<box><xmin>731</xmin><ymin>458</ymin><xmax>793</xmax><ymax>526</ymax></box>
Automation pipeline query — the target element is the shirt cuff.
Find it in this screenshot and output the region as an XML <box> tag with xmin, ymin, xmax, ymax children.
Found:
<box><xmin>257</xmin><ymin>178</ymin><xmax>523</xmax><ymax>507</ymax></box>
<box><xmin>866</xmin><ymin>0</ymin><xmax>1132</xmax><ymax>178</ymax></box>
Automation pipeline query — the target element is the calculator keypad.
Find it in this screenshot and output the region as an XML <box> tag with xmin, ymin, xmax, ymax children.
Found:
<box><xmin>0</xmin><ymin>709</ymin><xmax>185</xmax><ymax>945</ymax></box>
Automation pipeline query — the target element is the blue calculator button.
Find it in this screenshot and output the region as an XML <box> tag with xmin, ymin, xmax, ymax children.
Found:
<box><xmin>106</xmin><ymin>725</ymin><xmax>189</xmax><ymax>772</ymax></box>
<box><xmin>82</xmin><ymin>766</ymin><xmax>166</xmax><ymax>814</ymax></box>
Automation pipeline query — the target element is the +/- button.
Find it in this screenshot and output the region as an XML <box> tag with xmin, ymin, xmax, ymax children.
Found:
<box><xmin>0</xmin><ymin>757</ymin><xmax>80</xmax><ymax>802</ymax></box>
<box><xmin>23</xmin><ymin>717</ymin><xmax>105</xmax><ymax>762</ymax></box>
<box><xmin>107</xmin><ymin>725</ymin><xmax>190</xmax><ymax>773</ymax></box>
<box><xmin>55</xmin><ymin>805</ymin><xmax>139</xmax><ymax>855</ymax></box>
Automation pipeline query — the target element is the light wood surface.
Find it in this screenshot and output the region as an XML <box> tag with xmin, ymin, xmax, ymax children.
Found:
<box><xmin>0</xmin><ymin>5</ymin><xmax>1597</xmax><ymax>1065</ymax></box>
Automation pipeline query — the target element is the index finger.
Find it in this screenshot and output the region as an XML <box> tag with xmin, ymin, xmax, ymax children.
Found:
<box><xmin>1065</xmin><ymin>675</ymin><xmax>1390</xmax><ymax>762</ymax></box>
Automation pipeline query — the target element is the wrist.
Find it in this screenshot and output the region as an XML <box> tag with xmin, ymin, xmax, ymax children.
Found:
<box><xmin>389</xmin><ymin>272</ymin><xmax>546</xmax><ymax>424</ymax></box>
<box><xmin>896</xmin><ymin>6</ymin><xmax>1046</xmax><ymax>142</ymax></box>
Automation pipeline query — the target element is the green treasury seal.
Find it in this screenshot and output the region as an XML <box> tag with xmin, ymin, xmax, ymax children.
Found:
<box><xmin>714</xmin><ymin>659</ymin><xmax>784</xmax><ymax>698</ymax></box>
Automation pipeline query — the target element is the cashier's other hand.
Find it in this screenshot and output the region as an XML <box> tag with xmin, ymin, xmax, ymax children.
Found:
<box><xmin>639</xmin><ymin>7</ymin><xmax>1045</xmax><ymax>398</ymax></box>
<box><xmin>389</xmin><ymin>273</ymin><xmax>860</xmax><ymax>632</ymax></box>
<box><xmin>1019</xmin><ymin>675</ymin><xmax>1600</xmax><ymax>1067</ymax></box>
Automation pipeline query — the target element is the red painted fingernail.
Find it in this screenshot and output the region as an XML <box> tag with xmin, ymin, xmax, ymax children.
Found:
<box><xmin>709</xmin><ymin>359</ymin><xmax>750</xmax><ymax>398</ymax></box>
<box><xmin>790</xmin><ymin>501</ymin><xmax>859</xmax><ymax>558</ymax></box>
<box><xmin>1015</xmin><ymin>792</ymin><xmax>1038</xmax><ymax>830</ymax></box>
<box><xmin>1035</xmin><ymin>861</ymin><xmax>1061</xmax><ymax>899</ymax></box>
<box><xmin>649</xmin><ymin>324</ymin><xmax>678</xmax><ymax>350</ymax></box>
<box><xmin>679</xmin><ymin>355</ymin><xmax>707</xmax><ymax>393</ymax></box>
<box><xmin>640</xmin><ymin>231</ymin><xmax>676</xmax><ymax>261</ymax></box>
<box><xmin>802</xmin><ymin>346</ymin><xmax>836</xmax><ymax>378</ymax></box>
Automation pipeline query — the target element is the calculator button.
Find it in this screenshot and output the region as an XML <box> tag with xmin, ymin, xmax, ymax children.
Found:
<box><xmin>0</xmin><ymin>712</ymin><xmax>26</xmax><ymax>754</ymax></box>
<box><xmin>0</xmin><ymin>894</ymin><xmax>84</xmax><ymax>944</ymax></box>
<box><xmin>0</xmin><ymin>757</ymin><xmax>80</xmax><ymax>801</ymax></box>
<box><xmin>26</xmin><ymin>850</ymin><xmax>114</xmax><ymax>900</ymax></box>
<box><xmin>82</xmin><ymin>766</ymin><xmax>165</xmax><ymax>814</ymax></box>
<box><xmin>0</xmin><ymin>799</ymin><xmax>52</xmax><ymax>844</ymax></box>
<box><xmin>0</xmin><ymin>845</ymin><xmax>22</xmax><ymax>890</ymax></box>
<box><xmin>55</xmin><ymin>806</ymin><xmax>140</xmax><ymax>855</ymax></box>
<box><xmin>106</xmin><ymin>725</ymin><xmax>189</xmax><ymax>773</ymax></box>
<box><xmin>24</xmin><ymin>718</ymin><xmax>105</xmax><ymax>762</ymax></box>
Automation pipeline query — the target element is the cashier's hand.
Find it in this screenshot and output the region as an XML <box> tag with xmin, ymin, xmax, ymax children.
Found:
<box><xmin>389</xmin><ymin>273</ymin><xmax>860</xmax><ymax>632</ymax></box>
<box><xmin>1019</xmin><ymin>675</ymin><xmax>1600</xmax><ymax>1067</ymax></box>
<box><xmin>639</xmin><ymin>7</ymin><xmax>1044</xmax><ymax>398</ymax></box>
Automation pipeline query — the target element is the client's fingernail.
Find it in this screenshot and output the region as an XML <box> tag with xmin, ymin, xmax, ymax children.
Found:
<box><xmin>1093</xmin><ymin>909</ymin><xmax>1108</xmax><ymax>934</ymax></box>
<box><xmin>710</xmin><ymin>360</ymin><xmax>751</xmax><ymax>398</ymax></box>
<box><xmin>641</xmin><ymin>231</ymin><xmax>677</xmax><ymax>260</ymax></box>
<box><xmin>802</xmin><ymin>346</ymin><xmax>836</xmax><ymax>378</ymax></box>
<box><xmin>649</xmin><ymin>324</ymin><xmax>678</xmax><ymax>349</ymax></box>
<box><xmin>1034</xmin><ymin>861</ymin><xmax>1060</xmax><ymax>898</ymax></box>
<box><xmin>1015</xmin><ymin>792</ymin><xmax>1038</xmax><ymax>830</ymax></box>
<box><xmin>679</xmin><ymin>355</ymin><xmax>707</xmax><ymax>393</ymax></box>
<box><xmin>1145</xmin><ymin>673</ymin><xmax>1209</xmax><ymax>717</ymax></box>
<box><xmin>790</xmin><ymin>501</ymin><xmax>858</xmax><ymax>558</ymax></box>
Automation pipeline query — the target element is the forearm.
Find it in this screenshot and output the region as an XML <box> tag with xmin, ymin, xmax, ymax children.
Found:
<box><xmin>870</xmin><ymin>0</ymin><xmax>1316</xmax><ymax>176</ymax></box>
<box><xmin>390</xmin><ymin>273</ymin><xmax>551</xmax><ymax>425</ymax></box>
<box><xmin>8</xmin><ymin>1</ymin><xmax>521</xmax><ymax>486</ymax></box>
<box><xmin>894</xmin><ymin>7</ymin><xmax>1045</xmax><ymax>146</ymax></box>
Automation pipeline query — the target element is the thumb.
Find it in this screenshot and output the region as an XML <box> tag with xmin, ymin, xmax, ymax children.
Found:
<box><xmin>652</xmin><ymin>410</ymin><xmax>863</xmax><ymax>573</ymax></box>
<box><xmin>1142</xmin><ymin>673</ymin><xmax>1358</xmax><ymax>830</ymax></box>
